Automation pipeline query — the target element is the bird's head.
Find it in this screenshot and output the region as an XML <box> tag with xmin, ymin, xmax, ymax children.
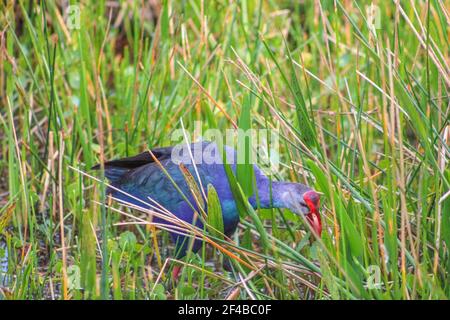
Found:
<box><xmin>280</xmin><ymin>184</ymin><xmax>322</xmax><ymax>237</ymax></box>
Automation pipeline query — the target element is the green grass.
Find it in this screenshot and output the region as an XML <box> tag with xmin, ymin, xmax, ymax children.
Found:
<box><xmin>0</xmin><ymin>0</ymin><xmax>449</xmax><ymax>300</ymax></box>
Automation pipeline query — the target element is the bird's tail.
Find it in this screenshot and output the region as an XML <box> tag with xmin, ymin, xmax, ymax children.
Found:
<box><xmin>92</xmin><ymin>151</ymin><xmax>154</xmax><ymax>183</ymax></box>
<box><xmin>92</xmin><ymin>166</ymin><xmax>131</xmax><ymax>183</ymax></box>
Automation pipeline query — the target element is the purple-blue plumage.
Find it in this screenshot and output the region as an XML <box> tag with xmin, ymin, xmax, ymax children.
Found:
<box><xmin>93</xmin><ymin>142</ymin><xmax>321</xmax><ymax>258</ymax></box>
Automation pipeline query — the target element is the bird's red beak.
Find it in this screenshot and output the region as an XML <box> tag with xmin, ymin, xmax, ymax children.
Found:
<box><xmin>303</xmin><ymin>191</ymin><xmax>322</xmax><ymax>237</ymax></box>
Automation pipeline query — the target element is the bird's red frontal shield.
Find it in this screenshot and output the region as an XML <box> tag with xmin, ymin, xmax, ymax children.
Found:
<box><xmin>303</xmin><ymin>191</ymin><xmax>322</xmax><ymax>236</ymax></box>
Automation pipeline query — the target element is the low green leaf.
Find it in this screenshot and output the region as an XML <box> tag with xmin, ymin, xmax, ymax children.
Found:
<box><xmin>206</xmin><ymin>184</ymin><xmax>224</xmax><ymax>240</ymax></box>
<box><xmin>119</xmin><ymin>231</ymin><xmax>137</xmax><ymax>252</ymax></box>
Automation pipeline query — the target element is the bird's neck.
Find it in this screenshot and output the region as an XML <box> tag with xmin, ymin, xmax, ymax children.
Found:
<box><xmin>248</xmin><ymin>178</ymin><xmax>294</xmax><ymax>210</ymax></box>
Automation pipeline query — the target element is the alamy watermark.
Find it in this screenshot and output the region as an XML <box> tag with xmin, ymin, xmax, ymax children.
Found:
<box><xmin>365</xmin><ymin>265</ymin><xmax>383</xmax><ymax>290</ymax></box>
<box><xmin>65</xmin><ymin>5</ymin><xmax>81</xmax><ymax>30</ymax></box>
<box><xmin>169</xmin><ymin>122</ymin><xmax>281</xmax><ymax>171</ymax></box>
<box><xmin>366</xmin><ymin>4</ymin><xmax>381</xmax><ymax>31</ymax></box>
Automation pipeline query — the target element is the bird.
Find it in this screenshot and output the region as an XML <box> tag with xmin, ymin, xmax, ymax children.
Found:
<box><xmin>93</xmin><ymin>141</ymin><xmax>321</xmax><ymax>277</ymax></box>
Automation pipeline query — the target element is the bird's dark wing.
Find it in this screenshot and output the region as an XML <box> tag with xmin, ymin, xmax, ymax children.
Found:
<box><xmin>92</xmin><ymin>146</ymin><xmax>175</xmax><ymax>182</ymax></box>
<box><xmin>92</xmin><ymin>141</ymin><xmax>236</xmax><ymax>183</ymax></box>
<box><xmin>92</xmin><ymin>146</ymin><xmax>174</xmax><ymax>169</ymax></box>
